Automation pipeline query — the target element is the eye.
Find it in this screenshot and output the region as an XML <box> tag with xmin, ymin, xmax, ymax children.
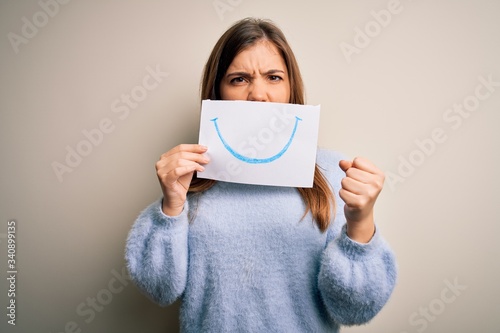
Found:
<box><xmin>268</xmin><ymin>75</ymin><xmax>283</xmax><ymax>82</ymax></box>
<box><xmin>230</xmin><ymin>77</ymin><xmax>247</xmax><ymax>84</ymax></box>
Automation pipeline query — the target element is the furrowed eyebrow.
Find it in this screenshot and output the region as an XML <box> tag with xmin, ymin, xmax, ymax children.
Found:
<box><xmin>264</xmin><ymin>69</ymin><xmax>285</xmax><ymax>75</ymax></box>
<box><xmin>225</xmin><ymin>69</ymin><xmax>286</xmax><ymax>77</ymax></box>
<box><xmin>225</xmin><ymin>71</ymin><xmax>251</xmax><ymax>78</ymax></box>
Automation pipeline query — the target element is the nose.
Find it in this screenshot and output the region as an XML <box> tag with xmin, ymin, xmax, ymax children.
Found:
<box><xmin>247</xmin><ymin>79</ymin><xmax>268</xmax><ymax>102</ymax></box>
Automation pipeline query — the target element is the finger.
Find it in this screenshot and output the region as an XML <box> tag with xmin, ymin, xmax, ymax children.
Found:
<box><xmin>160</xmin><ymin>144</ymin><xmax>208</xmax><ymax>160</ymax></box>
<box><xmin>339</xmin><ymin>159</ymin><xmax>353</xmax><ymax>172</ymax></box>
<box><xmin>167</xmin><ymin>160</ymin><xmax>205</xmax><ymax>176</ymax></box>
<box><xmin>341</xmin><ymin>176</ymin><xmax>366</xmax><ymax>196</ymax></box>
<box><xmin>159</xmin><ymin>164</ymin><xmax>203</xmax><ymax>185</ymax></box>
<box><xmin>168</xmin><ymin>157</ymin><xmax>208</xmax><ymax>176</ymax></box>
<box><xmin>173</xmin><ymin>151</ymin><xmax>210</xmax><ymax>164</ymax></box>
<box><xmin>344</xmin><ymin>167</ymin><xmax>374</xmax><ymax>184</ymax></box>
<box><xmin>339</xmin><ymin>188</ymin><xmax>370</xmax><ymax>210</ymax></box>
<box><xmin>338</xmin><ymin>188</ymin><xmax>361</xmax><ymax>208</ymax></box>
<box><xmin>156</xmin><ymin>151</ymin><xmax>209</xmax><ymax>171</ymax></box>
<box><xmin>343</xmin><ymin>171</ymin><xmax>384</xmax><ymax>199</ymax></box>
<box><xmin>351</xmin><ymin>157</ymin><xmax>382</xmax><ymax>175</ymax></box>
<box><xmin>170</xmin><ymin>164</ymin><xmax>204</xmax><ymax>179</ymax></box>
<box><xmin>158</xmin><ymin>157</ymin><xmax>205</xmax><ymax>176</ymax></box>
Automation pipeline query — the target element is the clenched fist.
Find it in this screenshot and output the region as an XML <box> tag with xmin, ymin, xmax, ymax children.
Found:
<box><xmin>339</xmin><ymin>157</ymin><xmax>385</xmax><ymax>243</ymax></box>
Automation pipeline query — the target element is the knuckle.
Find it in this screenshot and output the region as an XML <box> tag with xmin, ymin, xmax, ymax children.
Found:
<box><xmin>373</xmin><ymin>176</ymin><xmax>384</xmax><ymax>189</ymax></box>
<box><xmin>178</xmin><ymin>151</ymin><xmax>190</xmax><ymax>160</ymax></box>
<box><xmin>358</xmin><ymin>196</ymin><xmax>369</xmax><ymax>208</ymax></box>
<box><xmin>352</xmin><ymin>156</ymin><xmax>362</xmax><ymax>167</ymax></box>
<box><xmin>349</xmin><ymin>201</ymin><xmax>362</xmax><ymax>210</ymax></box>
<box><xmin>367</xmin><ymin>189</ymin><xmax>377</xmax><ymax>200</ymax></box>
<box><xmin>170</xmin><ymin>168</ymin><xmax>181</xmax><ymax>178</ymax></box>
<box><xmin>178</xmin><ymin>143</ymin><xmax>191</xmax><ymax>151</ymax></box>
<box><xmin>345</xmin><ymin>168</ymin><xmax>353</xmax><ymax>177</ymax></box>
<box><xmin>158</xmin><ymin>173</ymin><xmax>170</xmax><ymax>185</ymax></box>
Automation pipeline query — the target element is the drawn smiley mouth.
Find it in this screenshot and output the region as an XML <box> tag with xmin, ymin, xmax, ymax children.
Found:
<box><xmin>210</xmin><ymin>116</ymin><xmax>302</xmax><ymax>164</ymax></box>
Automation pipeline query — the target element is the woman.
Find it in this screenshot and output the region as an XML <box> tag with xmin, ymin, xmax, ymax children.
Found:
<box><xmin>126</xmin><ymin>17</ymin><xmax>397</xmax><ymax>332</ymax></box>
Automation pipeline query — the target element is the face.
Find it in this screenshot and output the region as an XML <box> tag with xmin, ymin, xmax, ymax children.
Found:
<box><xmin>219</xmin><ymin>40</ymin><xmax>291</xmax><ymax>103</ymax></box>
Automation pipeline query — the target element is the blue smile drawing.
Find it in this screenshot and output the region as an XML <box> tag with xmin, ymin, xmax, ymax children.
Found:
<box><xmin>210</xmin><ymin>116</ymin><xmax>302</xmax><ymax>164</ymax></box>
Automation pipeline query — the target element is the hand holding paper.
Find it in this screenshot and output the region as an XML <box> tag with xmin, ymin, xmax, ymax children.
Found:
<box><xmin>155</xmin><ymin>144</ymin><xmax>209</xmax><ymax>216</ymax></box>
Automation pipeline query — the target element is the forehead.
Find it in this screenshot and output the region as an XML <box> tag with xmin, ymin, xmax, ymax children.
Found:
<box><xmin>228</xmin><ymin>40</ymin><xmax>287</xmax><ymax>71</ymax></box>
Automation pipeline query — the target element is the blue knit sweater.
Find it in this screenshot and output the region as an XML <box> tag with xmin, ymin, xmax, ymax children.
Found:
<box><xmin>125</xmin><ymin>149</ymin><xmax>397</xmax><ymax>332</ymax></box>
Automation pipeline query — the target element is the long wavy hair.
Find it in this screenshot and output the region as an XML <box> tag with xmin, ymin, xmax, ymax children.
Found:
<box><xmin>189</xmin><ymin>18</ymin><xmax>335</xmax><ymax>232</ymax></box>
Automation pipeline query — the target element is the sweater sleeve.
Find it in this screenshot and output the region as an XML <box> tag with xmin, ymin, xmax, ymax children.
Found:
<box><xmin>318</xmin><ymin>220</ymin><xmax>397</xmax><ymax>325</ymax></box>
<box><xmin>125</xmin><ymin>198</ymin><xmax>189</xmax><ymax>306</ymax></box>
<box><xmin>316</xmin><ymin>148</ymin><xmax>397</xmax><ymax>325</ymax></box>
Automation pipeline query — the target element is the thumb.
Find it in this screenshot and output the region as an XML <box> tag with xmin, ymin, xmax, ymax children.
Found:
<box><xmin>339</xmin><ymin>159</ymin><xmax>353</xmax><ymax>172</ymax></box>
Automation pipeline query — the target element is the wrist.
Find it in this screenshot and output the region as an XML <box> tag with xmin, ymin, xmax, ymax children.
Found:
<box><xmin>346</xmin><ymin>214</ymin><xmax>375</xmax><ymax>243</ymax></box>
<box><xmin>161</xmin><ymin>199</ymin><xmax>184</xmax><ymax>217</ymax></box>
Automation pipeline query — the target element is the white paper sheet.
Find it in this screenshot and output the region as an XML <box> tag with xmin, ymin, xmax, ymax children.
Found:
<box><xmin>197</xmin><ymin>100</ymin><xmax>320</xmax><ymax>187</ymax></box>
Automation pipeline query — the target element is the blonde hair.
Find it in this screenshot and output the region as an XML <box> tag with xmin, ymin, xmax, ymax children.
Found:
<box><xmin>189</xmin><ymin>18</ymin><xmax>335</xmax><ymax>232</ymax></box>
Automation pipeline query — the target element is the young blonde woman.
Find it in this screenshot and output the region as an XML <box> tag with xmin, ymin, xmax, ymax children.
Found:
<box><xmin>126</xmin><ymin>17</ymin><xmax>397</xmax><ymax>333</ymax></box>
